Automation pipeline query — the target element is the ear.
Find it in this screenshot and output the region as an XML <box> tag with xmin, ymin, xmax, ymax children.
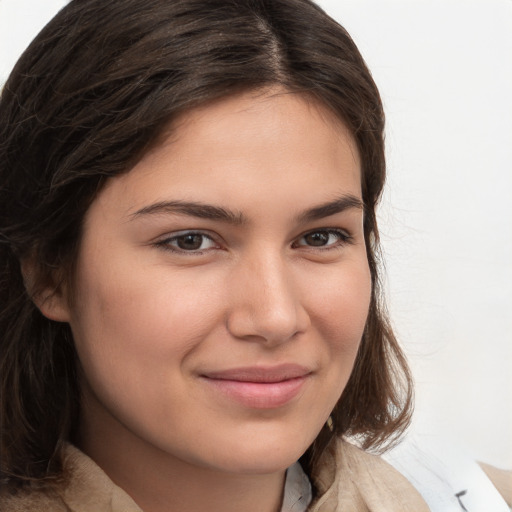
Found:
<box><xmin>21</xmin><ymin>259</ymin><xmax>71</xmax><ymax>323</ymax></box>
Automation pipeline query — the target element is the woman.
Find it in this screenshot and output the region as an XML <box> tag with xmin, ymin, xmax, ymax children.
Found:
<box><xmin>0</xmin><ymin>0</ymin><xmax>428</xmax><ymax>510</ymax></box>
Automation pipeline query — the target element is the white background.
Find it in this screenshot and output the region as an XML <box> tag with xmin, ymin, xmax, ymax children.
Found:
<box><xmin>1</xmin><ymin>0</ymin><xmax>511</xmax><ymax>468</ymax></box>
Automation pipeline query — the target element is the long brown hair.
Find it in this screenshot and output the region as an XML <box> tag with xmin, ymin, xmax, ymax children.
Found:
<box><xmin>0</xmin><ymin>0</ymin><xmax>412</xmax><ymax>489</ymax></box>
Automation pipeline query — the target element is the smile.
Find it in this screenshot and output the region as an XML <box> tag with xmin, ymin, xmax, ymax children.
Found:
<box><xmin>200</xmin><ymin>364</ymin><xmax>312</xmax><ymax>409</ymax></box>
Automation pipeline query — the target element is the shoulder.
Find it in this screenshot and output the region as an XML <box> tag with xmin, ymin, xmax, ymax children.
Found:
<box><xmin>0</xmin><ymin>443</ymin><xmax>141</xmax><ymax>512</ymax></box>
<box><xmin>479</xmin><ymin>462</ymin><xmax>512</xmax><ymax>507</ymax></box>
<box><xmin>0</xmin><ymin>485</ymin><xmax>69</xmax><ymax>512</ymax></box>
<box><xmin>383</xmin><ymin>434</ymin><xmax>512</xmax><ymax>512</ymax></box>
<box><xmin>310</xmin><ymin>438</ymin><xmax>431</xmax><ymax>512</ymax></box>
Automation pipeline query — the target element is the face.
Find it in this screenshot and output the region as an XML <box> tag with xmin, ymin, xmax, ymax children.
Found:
<box><xmin>53</xmin><ymin>89</ymin><xmax>371</xmax><ymax>475</ymax></box>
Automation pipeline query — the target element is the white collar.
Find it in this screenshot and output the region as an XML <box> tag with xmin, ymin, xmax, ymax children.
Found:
<box><xmin>281</xmin><ymin>462</ymin><xmax>312</xmax><ymax>512</ymax></box>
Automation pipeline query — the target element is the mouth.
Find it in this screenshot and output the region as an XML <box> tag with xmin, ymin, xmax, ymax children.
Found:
<box><xmin>200</xmin><ymin>364</ymin><xmax>312</xmax><ymax>409</ymax></box>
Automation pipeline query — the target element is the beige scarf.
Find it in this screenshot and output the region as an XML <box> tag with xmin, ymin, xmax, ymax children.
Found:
<box><xmin>1</xmin><ymin>441</ymin><xmax>430</xmax><ymax>511</ymax></box>
<box><xmin>309</xmin><ymin>440</ymin><xmax>430</xmax><ymax>511</ymax></box>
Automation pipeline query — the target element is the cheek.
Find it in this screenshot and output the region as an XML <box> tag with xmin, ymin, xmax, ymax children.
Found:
<box><xmin>307</xmin><ymin>257</ymin><xmax>372</xmax><ymax>349</ymax></box>
<box><xmin>67</xmin><ymin>258</ymin><xmax>223</xmax><ymax>400</ymax></box>
<box><xmin>67</xmin><ymin>265</ymin><xmax>230</xmax><ymax>449</ymax></box>
<box><xmin>294</xmin><ymin>258</ymin><xmax>371</xmax><ymax>428</ymax></box>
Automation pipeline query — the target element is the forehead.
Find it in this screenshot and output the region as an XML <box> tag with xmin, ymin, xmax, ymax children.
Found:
<box><xmin>89</xmin><ymin>88</ymin><xmax>362</xmax><ymax>223</ymax></box>
<box><xmin>169</xmin><ymin>88</ymin><xmax>356</xmax><ymax>156</ymax></box>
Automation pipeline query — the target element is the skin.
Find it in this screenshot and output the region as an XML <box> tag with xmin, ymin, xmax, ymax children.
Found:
<box><xmin>41</xmin><ymin>88</ymin><xmax>372</xmax><ymax>512</ymax></box>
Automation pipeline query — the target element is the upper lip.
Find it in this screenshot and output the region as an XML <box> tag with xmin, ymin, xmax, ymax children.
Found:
<box><xmin>201</xmin><ymin>364</ymin><xmax>312</xmax><ymax>383</ymax></box>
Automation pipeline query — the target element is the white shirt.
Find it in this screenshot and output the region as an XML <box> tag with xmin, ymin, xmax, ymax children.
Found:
<box><xmin>281</xmin><ymin>462</ymin><xmax>313</xmax><ymax>512</ymax></box>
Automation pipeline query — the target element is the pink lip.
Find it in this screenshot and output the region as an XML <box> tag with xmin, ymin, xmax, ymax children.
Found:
<box><xmin>200</xmin><ymin>364</ymin><xmax>311</xmax><ymax>409</ymax></box>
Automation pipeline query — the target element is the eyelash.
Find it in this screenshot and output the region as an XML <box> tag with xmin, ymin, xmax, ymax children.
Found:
<box><xmin>154</xmin><ymin>228</ymin><xmax>353</xmax><ymax>255</ymax></box>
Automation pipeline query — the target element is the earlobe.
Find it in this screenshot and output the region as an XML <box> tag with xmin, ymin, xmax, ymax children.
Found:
<box><xmin>21</xmin><ymin>259</ymin><xmax>71</xmax><ymax>323</ymax></box>
<box><xmin>34</xmin><ymin>290</ymin><xmax>72</xmax><ymax>323</ymax></box>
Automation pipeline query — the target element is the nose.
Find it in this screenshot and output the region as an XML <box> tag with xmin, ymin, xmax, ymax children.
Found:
<box><xmin>226</xmin><ymin>251</ymin><xmax>310</xmax><ymax>345</ymax></box>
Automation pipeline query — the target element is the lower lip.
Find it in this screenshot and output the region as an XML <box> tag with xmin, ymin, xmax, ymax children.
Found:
<box><xmin>202</xmin><ymin>376</ymin><xmax>308</xmax><ymax>409</ymax></box>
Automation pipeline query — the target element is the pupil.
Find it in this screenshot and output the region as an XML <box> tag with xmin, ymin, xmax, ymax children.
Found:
<box><xmin>306</xmin><ymin>232</ymin><xmax>328</xmax><ymax>246</ymax></box>
<box><xmin>177</xmin><ymin>234</ymin><xmax>202</xmax><ymax>250</ymax></box>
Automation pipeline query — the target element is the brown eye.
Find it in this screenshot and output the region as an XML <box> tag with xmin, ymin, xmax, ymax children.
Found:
<box><xmin>303</xmin><ymin>231</ymin><xmax>330</xmax><ymax>246</ymax></box>
<box><xmin>294</xmin><ymin>229</ymin><xmax>351</xmax><ymax>249</ymax></box>
<box><xmin>156</xmin><ymin>231</ymin><xmax>218</xmax><ymax>253</ymax></box>
<box><xmin>176</xmin><ymin>234</ymin><xmax>205</xmax><ymax>250</ymax></box>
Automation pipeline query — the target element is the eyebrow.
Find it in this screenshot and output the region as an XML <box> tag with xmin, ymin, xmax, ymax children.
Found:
<box><xmin>130</xmin><ymin>201</ymin><xmax>246</xmax><ymax>225</ymax></box>
<box><xmin>130</xmin><ymin>194</ymin><xmax>364</xmax><ymax>225</ymax></box>
<box><xmin>296</xmin><ymin>195</ymin><xmax>364</xmax><ymax>223</ymax></box>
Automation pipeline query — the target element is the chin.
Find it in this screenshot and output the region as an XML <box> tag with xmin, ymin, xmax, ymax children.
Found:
<box><xmin>193</xmin><ymin>425</ymin><xmax>315</xmax><ymax>475</ymax></box>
